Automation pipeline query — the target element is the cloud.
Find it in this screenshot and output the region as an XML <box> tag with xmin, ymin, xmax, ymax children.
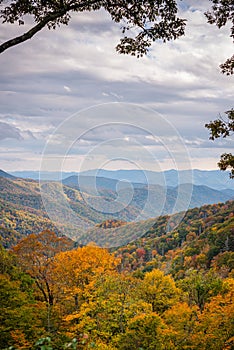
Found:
<box><xmin>0</xmin><ymin>122</ymin><xmax>23</xmax><ymax>141</ymax></box>
<box><xmin>64</xmin><ymin>85</ymin><xmax>71</xmax><ymax>92</ymax></box>
<box><xmin>0</xmin><ymin>1</ymin><xmax>233</xmax><ymax>171</ymax></box>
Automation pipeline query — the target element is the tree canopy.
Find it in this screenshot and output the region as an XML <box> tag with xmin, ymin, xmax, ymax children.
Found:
<box><xmin>206</xmin><ymin>109</ymin><xmax>234</xmax><ymax>178</ymax></box>
<box><xmin>0</xmin><ymin>1</ymin><xmax>233</xmax><ymax>74</ymax></box>
<box><xmin>205</xmin><ymin>0</ymin><xmax>233</xmax><ymax>75</ymax></box>
<box><xmin>0</xmin><ymin>0</ymin><xmax>186</xmax><ymax>56</ymax></box>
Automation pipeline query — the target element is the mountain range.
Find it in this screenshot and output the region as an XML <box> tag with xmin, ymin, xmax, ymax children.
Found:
<box><xmin>0</xmin><ymin>168</ymin><xmax>233</xmax><ymax>247</ymax></box>
<box><xmin>10</xmin><ymin>168</ymin><xmax>233</xmax><ymax>190</ymax></box>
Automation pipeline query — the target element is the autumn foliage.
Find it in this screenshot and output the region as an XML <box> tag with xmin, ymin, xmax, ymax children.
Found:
<box><xmin>1</xmin><ymin>200</ymin><xmax>234</xmax><ymax>350</ymax></box>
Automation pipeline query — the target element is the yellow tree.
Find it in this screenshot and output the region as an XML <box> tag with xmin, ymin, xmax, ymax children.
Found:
<box><xmin>193</xmin><ymin>278</ymin><xmax>234</xmax><ymax>349</ymax></box>
<box><xmin>52</xmin><ymin>245</ymin><xmax>120</xmax><ymax>314</ymax></box>
<box><xmin>140</xmin><ymin>269</ymin><xmax>181</xmax><ymax>313</ymax></box>
<box><xmin>163</xmin><ymin>302</ymin><xmax>199</xmax><ymax>349</ymax></box>
<box><xmin>115</xmin><ymin>312</ymin><xmax>168</xmax><ymax>350</ymax></box>
<box><xmin>64</xmin><ymin>272</ymin><xmax>150</xmax><ymax>345</ymax></box>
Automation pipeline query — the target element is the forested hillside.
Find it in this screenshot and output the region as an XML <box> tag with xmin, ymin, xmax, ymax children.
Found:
<box><xmin>1</xmin><ymin>0</ymin><xmax>233</xmax><ymax>347</ymax></box>
<box><xmin>0</xmin><ymin>176</ymin><xmax>139</xmax><ymax>246</ymax></box>
<box><xmin>115</xmin><ymin>201</ymin><xmax>234</xmax><ymax>278</ymax></box>
<box><xmin>1</xmin><ymin>200</ymin><xmax>234</xmax><ymax>349</ymax></box>
<box><xmin>1</xmin><ymin>174</ymin><xmax>233</xmax><ymax>247</ymax></box>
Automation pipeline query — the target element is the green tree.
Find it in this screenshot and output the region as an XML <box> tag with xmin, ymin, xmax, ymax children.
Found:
<box><xmin>178</xmin><ymin>269</ymin><xmax>225</xmax><ymax>311</ymax></box>
<box><xmin>205</xmin><ymin>109</ymin><xmax>234</xmax><ymax>178</ymax></box>
<box><xmin>0</xmin><ymin>243</ymin><xmax>16</xmax><ymax>275</ymax></box>
<box><xmin>115</xmin><ymin>313</ymin><xmax>167</xmax><ymax>350</ymax></box>
<box><xmin>0</xmin><ymin>247</ymin><xmax>45</xmax><ymax>349</ymax></box>
<box><xmin>204</xmin><ymin>1</ymin><xmax>233</xmax><ymax>177</ymax></box>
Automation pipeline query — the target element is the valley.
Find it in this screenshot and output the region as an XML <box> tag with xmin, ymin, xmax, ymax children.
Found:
<box><xmin>0</xmin><ymin>169</ymin><xmax>233</xmax><ymax>247</ymax></box>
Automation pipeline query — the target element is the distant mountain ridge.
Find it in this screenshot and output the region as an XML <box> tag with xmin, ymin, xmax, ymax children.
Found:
<box><xmin>0</xmin><ymin>169</ymin><xmax>16</xmax><ymax>179</ymax></box>
<box><xmin>0</xmin><ymin>168</ymin><xmax>233</xmax><ymax>247</ymax></box>
<box><xmin>0</xmin><ymin>172</ymin><xmax>233</xmax><ymax>247</ymax></box>
<box><xmin>78</xmin><ymin>169</ymin><xmax>233</xmax><ymax>190</ymax></box>
<box><xmin>9</xmin><ymin>169</ymin><xmax>233</xmax><ymax>190</ymax></box>
<box><xmin>62</xmin><ymin>174</ymin><xmax>233</xmax><ymax>215</ymax></box>
<box><xmin>62</xmin><ymin>175</ymin><xmax>146</xmax><ymax>192</ymax></box>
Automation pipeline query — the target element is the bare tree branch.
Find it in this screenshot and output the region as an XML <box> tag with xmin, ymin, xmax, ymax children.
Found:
<box><xmin>0</xmin><ymin>8</ymin><xmax>68</xmax><ymax>53</ymax></box>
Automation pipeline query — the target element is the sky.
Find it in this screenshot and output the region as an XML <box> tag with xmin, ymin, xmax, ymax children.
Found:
<box><xmin>0</xmin><ymin>0</ymin><xmax>233</xmax><ymax>173</ymax></box>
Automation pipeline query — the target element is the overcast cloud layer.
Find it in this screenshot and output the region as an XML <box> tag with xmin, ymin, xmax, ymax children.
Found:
<box><xmin>0</xmin><ymin>0</ymin><xmax>233</xmax><ymax>172</ymax></box>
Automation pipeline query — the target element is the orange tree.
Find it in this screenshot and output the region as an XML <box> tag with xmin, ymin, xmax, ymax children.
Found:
<box><xmin>12</xmin><ymin>230</ymin><xmax>73</xmax><ymax>307</ymax></box>
<box><xmin>52</xmin><ymin>245</ymin><xmax>120</xmax><ymax>313</ymax></box>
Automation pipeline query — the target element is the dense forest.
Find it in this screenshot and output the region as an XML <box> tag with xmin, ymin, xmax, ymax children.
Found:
<box><xmin>1</xmin><ymin>0</ymin><xmax>233</xmax><ymax>348</ymax></box>
<box><xmin>1</xmin><ymin>200</ymin><xmax>234</xmax><ymax>349</ymax></box>
<box><xmin>1</xmin><ymin>174</ymin><xmax>233</xmax><ymax>248</ymax></box>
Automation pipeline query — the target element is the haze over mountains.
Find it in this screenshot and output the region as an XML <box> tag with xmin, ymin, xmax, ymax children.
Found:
<box><xmin>0</xmin><ymin>168</ymin><xmax>233</xmax><ymax>247</ymax></box>
<box><xmin>10</xmin><ymin>169</ymin><xmax>233</xmax><ymax>190</ymax></box>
